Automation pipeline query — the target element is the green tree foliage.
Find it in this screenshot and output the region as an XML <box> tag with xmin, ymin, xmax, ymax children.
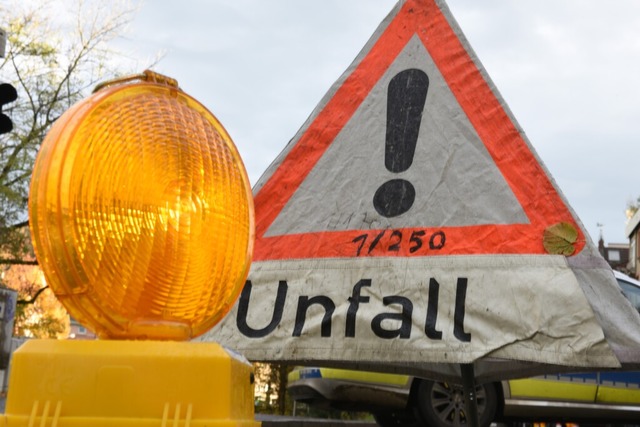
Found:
<box><xmin>3</xmin><ymin>262</ymin><xmax>69</xmax><ymax>338</ymax></box>
<box><xmin>0</xmin><ymin>0</ymin><xmax>138</xmax><ymax>262</ymax></box>
<box><xmin>627</xmin><ymin>195</ymin><xmax>640</xmax><ymax>221</ymax></box>
<box><xmin>0</xmin><ymin>0</ymin><xmax>142</xmax><ymax>337</ymax></box>
<box><xmin>254</xmin><ymin>363</ymin><xmax>294</xmax><ymax>415</ymax></box>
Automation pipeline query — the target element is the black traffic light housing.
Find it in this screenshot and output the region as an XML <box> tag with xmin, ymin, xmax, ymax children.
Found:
<box><xmin>0</xmin><ymin>83</ymin><xmax>17</xmax><ymax>134</ymax></box>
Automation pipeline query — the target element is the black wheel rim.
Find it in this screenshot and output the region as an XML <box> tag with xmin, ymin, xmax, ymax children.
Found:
<box><xmin>429</xmin><ymin>382</ymin><xmax>487</xmax><ymax>426</ymax></box>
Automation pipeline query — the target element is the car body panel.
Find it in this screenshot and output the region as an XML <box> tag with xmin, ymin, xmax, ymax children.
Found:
<box><xmin>292</xmin><ymin>366</ymin><xmax>410</xmax><ymax>386</ymax></box>
<box><xmin>615</xmin><ymin>270</ymin><xmax>640</xmax><ymax>312</ymax></box>
<box><xmin>288</xmin><ymin>366</ymin><xmax>412</xmax><ymax>412</ymax></box>
<box><xmin>508</xmin><ymin>375</ymin><xmax>597</xmax><ymax>402</ymax></box>
<box><xmin>597</xmin><ymin>371</ymin><xmax>640</xmax><ymax>404</ymax></box>
<box><xmin>290</xmin><ymin>367</ymin><xmax>640</xmax><ymax>422</ymax></box>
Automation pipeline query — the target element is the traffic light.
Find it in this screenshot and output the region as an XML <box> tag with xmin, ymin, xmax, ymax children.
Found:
<box><xmin>0</xmin><ymin>83</ymin><xmax>17</xmax><ymax>134</ymax></box>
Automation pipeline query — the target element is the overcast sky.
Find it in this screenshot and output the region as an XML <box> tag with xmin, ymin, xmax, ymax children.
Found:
<box><xmin>120</xmin><ymin>0</ymin><xmax>640</xmax><ymax>245</ymax></box>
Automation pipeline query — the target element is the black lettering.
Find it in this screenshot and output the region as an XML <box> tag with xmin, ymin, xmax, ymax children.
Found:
<box><xmin>352</xmin><ymin>234</ymin><xmax>367</xmax><ymax>256</ymax></box>
<box><xmin>388</xmin><ymin>230</ymin><xmax>402</xmax><ymax>251</ymax></box>
<box><xmin>453</xmin><ymin>278</ymin><xmax>471</xmax><ymax>342</ymax></box>
<box><xmin>353</xmin><ymin>230</ymin><xmax>446</xmax><ymax>255</ymax></box>
<box><xmin>236</xmin><ymin>280</ymin><xmax>287</xmax><ymax>338</ymax></box>
<box><xmin>367</xmin><ymin>230</ymin><xmax>386</xmax><ymax>254</ymax></box>
<box><xmin>425</xmin><ymin>278</ymin><xmax>443</xmax><ymax>339</ymax></box>
<box><xmin>346</xmin><ymin>279</ymin><xmax>371</xmax><ymax>337</ymax></box>
<box><xmin>409</xmin><ymin>230</ymin><xmax>425</xmax><ymax>253</ymax></box>
<box><xmin>371</xmin><ymin>296</ymin><xmax>413</xmax><ymax>339</ymax></box>
<box><xmin>429</xmin><ymin>230</ymin><xmax>446</xmax><ymax>249</ymax></box>
<box><xmin>293</xmin><ymin>296</ymin><xmax>335</xmax><ymax>337</ymax></box>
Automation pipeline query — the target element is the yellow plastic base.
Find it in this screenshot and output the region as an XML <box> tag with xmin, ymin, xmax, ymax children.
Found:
<box><xmin>2</xmin><ymin>340</ymin><xmax>260</xmax><ymax>427</ymax></box>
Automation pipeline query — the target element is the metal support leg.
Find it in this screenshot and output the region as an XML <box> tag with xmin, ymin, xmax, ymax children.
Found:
<box><xmin>461</xmin><ymin>363</ymin><xmax>480</xmax><ymax>427</ymax></box>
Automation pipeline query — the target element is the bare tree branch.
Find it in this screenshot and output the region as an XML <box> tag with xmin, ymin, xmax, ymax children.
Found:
<box><xmin>0</xmin><ymin>258</ymin><xmax>38</xmax><ymax>265</ymax></box>
<box><xmin>17</xmin><ymin>285</ymin><xmax>48</xmax><ymax>305</ymax></box>
<box><xmin>0</xmin><ymin>0</ymin><xmax>149</xmax><ymax>338</ymax></box>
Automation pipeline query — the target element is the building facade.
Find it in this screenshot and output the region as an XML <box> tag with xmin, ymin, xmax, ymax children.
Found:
<box><xmin>626</xmin><ymin>209</ymin><xmax>640</xmax><ymax>279</ymax></box>
<box><xmin>598</xmin><ymin>238</ymin><xmax>630</xmax><ymax>274</ymax></box>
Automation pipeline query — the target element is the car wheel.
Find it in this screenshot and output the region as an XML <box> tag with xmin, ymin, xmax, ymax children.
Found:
<box><xmin>373</xmin><ymin>410</ymin><xmax>421</xmax><ymax>427</ymax></box>
<box><xmin>413</xmin><ymin>379</ymin><xmax>498</xmax><ymax>427</ymax></box>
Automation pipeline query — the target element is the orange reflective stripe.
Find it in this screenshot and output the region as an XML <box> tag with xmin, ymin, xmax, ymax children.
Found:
<box><xmin>253</xmin><ymin>0</ymin><xmax>583</xmax><ymax>261</ymax></box>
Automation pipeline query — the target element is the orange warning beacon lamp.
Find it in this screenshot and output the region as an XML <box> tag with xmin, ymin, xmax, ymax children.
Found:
<box><xmin>28</xmin><ymin>70</ymin><xmax>254</xmax><ymax>341</ymax></box>
<box><xmin>3</xmin><ymin>71</ymin><xmax>259</xmax><ymax>426</ymax></box>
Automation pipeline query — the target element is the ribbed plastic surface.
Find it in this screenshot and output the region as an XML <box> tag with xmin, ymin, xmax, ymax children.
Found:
<box><xmin>4</xmin><ymin>340</ymin><xmax>260</xmax><ymax>427</ymax></box>
<box><xmin>28</xmin><ymin>79</ymin><xmax>254</xmax><ymax>340</ymax></box>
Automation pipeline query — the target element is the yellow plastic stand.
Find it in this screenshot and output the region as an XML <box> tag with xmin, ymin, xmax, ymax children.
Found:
<box><xmin>2</xmin><ymin>340</ymin><xmax>261</xmax><ymax>427</ymax></box>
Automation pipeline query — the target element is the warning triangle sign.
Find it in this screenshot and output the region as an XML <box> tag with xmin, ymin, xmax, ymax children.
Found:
<box><xmin>253</xmin><ymin>0</ymin><xmax>584</xmax><ymax>261</ymax></box>
<box><xmin>208</xmin><ymin>0</ymin><xmax>640</xmax><ymax>380</ymax></box>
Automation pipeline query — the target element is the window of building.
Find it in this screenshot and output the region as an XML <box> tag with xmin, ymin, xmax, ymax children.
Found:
<box><xmin>608</xmin><ymin>250</ymin><xmax>621</xmax><ymax>262</ymax></box>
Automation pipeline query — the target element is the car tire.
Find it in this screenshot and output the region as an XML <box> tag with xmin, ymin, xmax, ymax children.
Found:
<box><xmin>413</xmin><ymin>379</ymin><xmax>498</xmax><ymax>427</ymax></box>
<box><xmin>373</xmin><ymin>410</ymin><xmax>421</xmax><ymax>427</ymax></box>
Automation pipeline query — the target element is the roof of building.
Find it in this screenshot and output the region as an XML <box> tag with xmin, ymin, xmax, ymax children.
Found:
<box><xmin>607</xmin><ymin>243</ymin><xmax>630</xmax><ymax>249</ymax></box>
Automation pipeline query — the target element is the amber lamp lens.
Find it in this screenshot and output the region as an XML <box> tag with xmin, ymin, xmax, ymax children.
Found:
<box><xmin>28</xmin><ymin>77</ymin><xmax>254</xmax><ymax>340</ymax></box>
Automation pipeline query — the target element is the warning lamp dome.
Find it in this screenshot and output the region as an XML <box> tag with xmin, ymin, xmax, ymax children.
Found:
<box><xmin>28</xmin><ymin>71</ymin><xmax>254</xmax><ymax>340</ymax></box>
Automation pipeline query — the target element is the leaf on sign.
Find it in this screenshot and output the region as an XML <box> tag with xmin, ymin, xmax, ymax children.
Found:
<box><xmin>543</xmin><ymin>222</ymin><xmax>578</xmax><ymax>256</ymax></box>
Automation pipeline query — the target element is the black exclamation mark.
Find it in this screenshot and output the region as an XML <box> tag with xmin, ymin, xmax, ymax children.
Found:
<box><xmin>373</xmin><ymin>69</ymin><xmax>429</xmax><ymax>218</ymax></box>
